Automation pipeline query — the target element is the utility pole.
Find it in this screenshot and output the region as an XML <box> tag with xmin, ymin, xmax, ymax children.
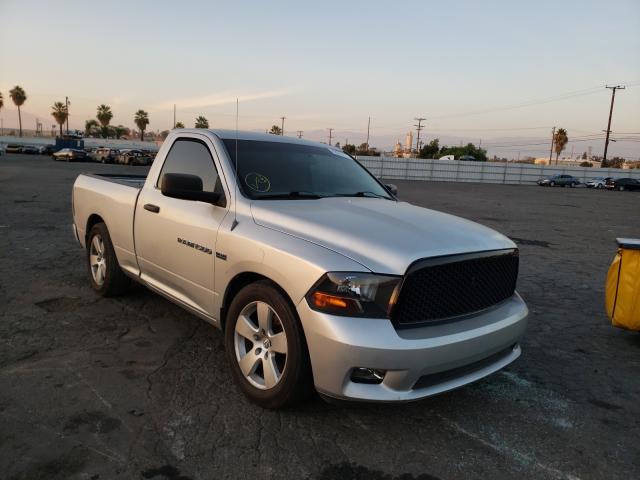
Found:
<box><xmin>603</xmin><ymin>85</ymin><xmax>625</xmax><ymax>166</ymax></box>
<box><xmin>548</xmin><ymin>126</ymin><xmax>555</xmax><ymax>165</ymax></box>
<box><xmin>65</xmin><ymin>96</ymin><xmax>69</xmax><ymax>134</ymax></box>
<box><xmin>328</xmin><ymin>128</ymin><xmax>334</xmax><ymax>146</ymax></box>
<box><xmin>365</xmin><ymin>116</ymin><xmax>371</xmax><ymax>151</ymax></box>
<box><xmin>296</xmin><ymin>130</ymin><xmax>303</xmax><ymax>138</ymax></box>
<box><xmin>173</xmin><ymin>104</ymin><xmax>176</xmax><ymax>128</ymax></box>
<box><xmin>414</xmin><ymin>117</ymin><xmax>426</xmax><ymax>154</ymax></box>
<box><xmin>280</xmin><ymin>116</ymin><xmax>286</xmax><ymax>136</ymax></box>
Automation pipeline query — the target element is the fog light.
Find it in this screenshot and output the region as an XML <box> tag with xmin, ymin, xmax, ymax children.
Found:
<box><xmin>350</xmin><ymin>367</ymin><xmax>386</xmax><ymax>384</ymax></box>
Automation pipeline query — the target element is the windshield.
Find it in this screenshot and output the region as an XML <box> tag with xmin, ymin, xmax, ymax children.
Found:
<box><xmin>222</xmin><ymin>139</ymin><xmax>392</xmax><ymax>200</ymax></box>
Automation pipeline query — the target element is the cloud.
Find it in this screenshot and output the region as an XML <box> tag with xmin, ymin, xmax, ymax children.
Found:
<box><xmin>154</xmin><ymin>89</ymin><xmax>289</xmax><ymax>111</ymax></box>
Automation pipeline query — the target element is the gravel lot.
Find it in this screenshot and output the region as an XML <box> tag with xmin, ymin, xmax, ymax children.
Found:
<box><xmin>1</xmin><ymin>154</ymin><xmax>639</xmax><ymax>480</ymax></box>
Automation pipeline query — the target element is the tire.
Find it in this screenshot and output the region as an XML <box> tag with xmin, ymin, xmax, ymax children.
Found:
<box><xmin>618</xmin><ymin>186</ymin><xmax>624</xmax><ymax>191</ymax></box>
<box><xmin>550</xmin><ymin>181</ymin><xmax>555</xmax><ymax>187</ymax></box>
<box><xmin>224</xmin><ymin>280</ymin><xmax>313</xmax><ymax>408</ymax></box>
<box><xmin>570</xmin><ymin>182</ymin><xmax>576</xmax><ymax>188</ymax></box>
<box><xmin>86</xmin><ymin>223</ymin><xmax>130</xmax><ymax>296</ymax></box>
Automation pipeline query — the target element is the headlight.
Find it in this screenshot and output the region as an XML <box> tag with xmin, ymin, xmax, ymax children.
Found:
<box><xmin>306</xmin><ymin>272</ymin><xmax>401</xmax><ymax>318</ymax></box>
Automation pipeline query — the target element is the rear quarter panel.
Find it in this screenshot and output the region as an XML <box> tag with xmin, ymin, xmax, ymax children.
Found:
<box><xmin>73</xmin><ymin>174</ymin><xmax>141</xmax><ymax>276</ymax></box>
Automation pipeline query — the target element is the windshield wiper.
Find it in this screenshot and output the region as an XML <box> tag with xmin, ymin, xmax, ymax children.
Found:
<box><xmin>256</xmin><ymin>191</ymin><xmax>324</xmax><ymax>200</ymax></box>
<box><xmin>335</xmin><ymin>191</ymin><xmax>392</xmax><ymax>199</ymax></box>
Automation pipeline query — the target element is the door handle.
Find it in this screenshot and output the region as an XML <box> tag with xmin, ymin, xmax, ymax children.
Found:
<box><xmin>144</xmin><ymin>203</ymin><xmax>160</xmax><ymax>213</ymax></box>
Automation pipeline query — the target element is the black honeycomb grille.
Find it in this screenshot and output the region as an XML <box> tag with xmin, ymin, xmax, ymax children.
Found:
<box><xmin>392</xmin><ymin>250</ymin><xmax>518</xmax><ymax>326</ymax></box>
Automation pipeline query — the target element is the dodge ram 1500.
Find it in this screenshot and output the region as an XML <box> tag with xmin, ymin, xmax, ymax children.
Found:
<box><xmin>72</xmin><ymin>129</ymin><xmax>528</xmax><ymax>408</ymax></box>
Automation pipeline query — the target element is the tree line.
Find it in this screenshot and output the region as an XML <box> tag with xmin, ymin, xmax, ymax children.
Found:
<box><xmin>0</xmin><ymin>84</ymin><xmax>215</xmax><ymax>141</ymax></box>
<box><xmin>417</xmin><ymin>139</ymin><xmax>488</xmax><ymax>161</ymax></box>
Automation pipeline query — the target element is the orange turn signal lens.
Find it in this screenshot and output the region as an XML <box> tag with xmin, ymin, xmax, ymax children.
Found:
<box><xmin>312</xmin><ymin>292</ymin><xmax>349</xmax><ymax>309</ymax></box>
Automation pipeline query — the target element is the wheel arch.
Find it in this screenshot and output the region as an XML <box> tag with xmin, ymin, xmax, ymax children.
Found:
<box><xmin>220</xmin><ymin>272</ymin><xmax>297</xmax><ymax>331</ymax></box>
<box><xmin>86</xmin><ymin>214</ymin><xmax>106</xmax><ymax>246</ymax></box>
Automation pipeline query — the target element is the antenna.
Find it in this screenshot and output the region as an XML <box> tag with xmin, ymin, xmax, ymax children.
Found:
<box><xmin>231</xmin><ymin>98</ymin><xmax>239</xmax><ymax>231</ymax></box>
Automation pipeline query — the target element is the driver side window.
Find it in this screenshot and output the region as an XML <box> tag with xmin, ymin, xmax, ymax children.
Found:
<box><xmin>158</xmin><ymin>138</ymin><xmax>221</xmax><ymax>194</ymax></box>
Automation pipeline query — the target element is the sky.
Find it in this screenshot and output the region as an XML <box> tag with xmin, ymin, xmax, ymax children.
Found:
<box><xmin>1</xmin><ymin>0</ymin><xmax>639</xmax><ymax>158</ymax></box>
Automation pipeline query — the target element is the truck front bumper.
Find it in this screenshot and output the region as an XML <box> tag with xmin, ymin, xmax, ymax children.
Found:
<box><xmin>297</xmin><ymin>293</ymin><xmax>528</xmax><ymax>402</ymax></box>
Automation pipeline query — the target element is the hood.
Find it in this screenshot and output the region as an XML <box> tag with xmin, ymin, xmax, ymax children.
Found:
<box><xmin>250</xmin><ymin>198</ymin><xmax>515</xmax><ymax>274</ymax></box>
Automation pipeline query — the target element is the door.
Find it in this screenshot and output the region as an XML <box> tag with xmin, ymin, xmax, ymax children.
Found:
<box><xmin>134</xmin><ymin>136</ymin><xmax>228</xmax><ymax>318</ymax></box>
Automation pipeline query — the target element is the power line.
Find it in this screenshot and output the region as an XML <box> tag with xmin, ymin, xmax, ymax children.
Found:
<box><xmin>65</xmin><ymin>96</ymin><xmax>69</xmax><ymax>133</ymax></box>
<box><xmin>414</xmin><ymin>117</ymin><xmax>426</xmax><ymax>153</ymax></box>
<box><xmin>365</xmin><ymin>117</ymin><xmax>371</xmax><ymax>151</ymax></box>
<box><xmin>603</xmin><ymin>85</ymin><xmax>626</xmax><ymax>165</ymax></box>
<box><xmin>430</xmin><ymin>86</ymin><xmax>605</xmax><ymax>120</ymax></box>
<box><xmin>489</xmin><ymin>138</ymin><xmax>607</xmax><ymax>149</ymax></box>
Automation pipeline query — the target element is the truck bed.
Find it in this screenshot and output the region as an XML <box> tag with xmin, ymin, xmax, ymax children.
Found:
<box><xmin>84</xmin><ymin>173</ymin><xmax>147</xmax><ymax>189</ymax></box>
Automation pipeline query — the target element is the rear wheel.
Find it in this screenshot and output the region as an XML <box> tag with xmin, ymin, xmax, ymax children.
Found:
<box><xmin>550</xmin><ymin>181</ymin><xmax>555</xmax><ymax>187</ymax></box>
<box><xmin>87</xmin><ymin>223</ymin><xmax>130</xmax><ymax>296</ymax></box>
<box><xmin>570</xmin><ymin>182</ymin><xmax>576</xmax><ymax>188</ymax></box>
<box><xmin>618</xmin><ymin>186</ymin><xmax>625</xmax><ymax>191</ymax></box>
<box><xmin>225</xmin><ymin>281</ymin><xmax>312</xmax><ymax>408</ymax></box>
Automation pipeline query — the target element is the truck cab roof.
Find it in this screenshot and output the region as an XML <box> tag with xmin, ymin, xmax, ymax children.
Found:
<box><xmin>173</xmin><ymin>128</ymin><xmax>332</xmax><ymax>148</ymax></box>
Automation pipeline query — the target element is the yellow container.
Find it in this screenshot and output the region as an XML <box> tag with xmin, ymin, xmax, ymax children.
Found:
<box><xmin>606</xmin><ymin>238</ymin><xmax>640</xmax><ymax>331</ymax></box>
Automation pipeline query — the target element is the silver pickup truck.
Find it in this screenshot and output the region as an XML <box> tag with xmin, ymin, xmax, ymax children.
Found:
<box><xmin>72</xmin><ymin>129</ymin><xmax>528</xmax><ymax>408</ymax></box>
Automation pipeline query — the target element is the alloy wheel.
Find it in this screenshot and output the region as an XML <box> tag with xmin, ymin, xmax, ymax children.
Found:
<box><xmin>233</xmin><ymin>301</ymin><xmax>288</xmax><ymax>390</ymax></box>
<box><xmin>89</xmin><ymin>234</ymin><xmax>107</xmax><ymax>286</ymax></box>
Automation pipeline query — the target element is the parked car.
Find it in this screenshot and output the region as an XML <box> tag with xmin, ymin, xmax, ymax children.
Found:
<box><xmin>585</xmin><ymin>177</ymin><xmax>612</xmax><ymax>189</ymax></box>
<box><xmin>93</xmin><ymin>147</ymin><xmax>120</xmax><ymax>163</ymax></box>
<box><xmin>53</xmin><ymin>148</ymin><xmax>88</xmax><ymax>161</ymax></box>
<box><xmin>117</xmin><ymin>149</ymin><xmax>152</xmax><ymax>166</ymax></box>
<box><xmin>5</xmin><ymin>144</ymin><xmax>23</xmax><ymax>153</ymax></box>
<box><xmin>22</xmin><ymin>145</ymin><xmax>39</xmax><ymax>154</ymax></box>
<box><xmin>39</xmin><ymin>145</ymin><xmax>59</xmax><ymax>155</ymax></box>
<box><xmin>71</xmin><ymin>129</ymin><xmax>528</xmax><ymax>408</ymax></box>
<box><xmin>537</xmin><ymin>174</ymin><xmax>580</xmax><ymax>187</ymax></box>
<box><xmin>610</xmin><ymin>178</ymin><xmax>640</xmax><ymax>191</ymax></box>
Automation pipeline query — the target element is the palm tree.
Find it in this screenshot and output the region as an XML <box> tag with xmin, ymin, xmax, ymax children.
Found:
<box><xmin>96</xmin><ymin>104</ymin><xmax>113</xmax><ymax>138</ymax></box>
<box><xmin>554</xmin><ymin>128</ymin><xmax>569</xmax><ymax>165</ymax></box>
<box><xmin>9</xmin><ymin>86</ymin><xmax>27</xmax><ymax>137</ymax></box>
<box><xmin>174</xmin><ymin>121</ymin><xmax>185</xmax><ymax>129</ymax></box>
<box><xmin>268</xmin><ymin>125</ymin><xmax>282</xmax><ymax>135</ymax></box>
<box><xmin>85</xmin><ymin>119</ymin><xmax>99</xmax><ymax>137</ymax></box>
<box><xmin>195</xmin><ymin>116</ymin><xmax>209</xmax><ymax>128</ymax></box>
<box><xmin>134</xmin><ymin>110</ymin><xmax>150</xmax><ymax>141</ymax></box>
<box><xmin>51</xmin><ymin>102</ymin><xmax>69</xmax><ymax>137</ymax></box>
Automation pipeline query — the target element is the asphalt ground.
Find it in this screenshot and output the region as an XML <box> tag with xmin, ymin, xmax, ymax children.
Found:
<box><xmin>1</xmin><ymin>153</ymin><xmax>639</xmax><ymax>480</ymax></box>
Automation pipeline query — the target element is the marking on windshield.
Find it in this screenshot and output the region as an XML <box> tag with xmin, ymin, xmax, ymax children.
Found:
<box><xmin>245</xmin><ymin>172</ymin><xmax>271</xmax><ymax>192</ymax></box>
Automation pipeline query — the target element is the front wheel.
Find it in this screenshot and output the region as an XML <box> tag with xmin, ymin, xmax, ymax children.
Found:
<box><xmin>618</xmin><ymin>186</ymin><xmax>625</xmax><ymax>191</ymax></box>
<box><xmin>225</xmin><ymin>281</ymin><xmax>312</xmax><ymax>408</ymax></box>
<box><xmin>87</xmin><ymin>223</ymin><xmax>130</xmax><ymax>296</ymax></box>
<box><xmin>570</xmin><ymin>182</ymin><xmax>576</xmax><ymax>188</ymax></box>
<box><xmin>550</xmin><ymin>181</ymin><xmax>555</xmax><ymax>187</ymax></box>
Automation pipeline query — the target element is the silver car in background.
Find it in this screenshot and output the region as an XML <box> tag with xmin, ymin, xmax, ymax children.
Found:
<box><xmin>72</xmin><ymin>130</ymin><xmax>528</xmax><ymax>408</ymax></box>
